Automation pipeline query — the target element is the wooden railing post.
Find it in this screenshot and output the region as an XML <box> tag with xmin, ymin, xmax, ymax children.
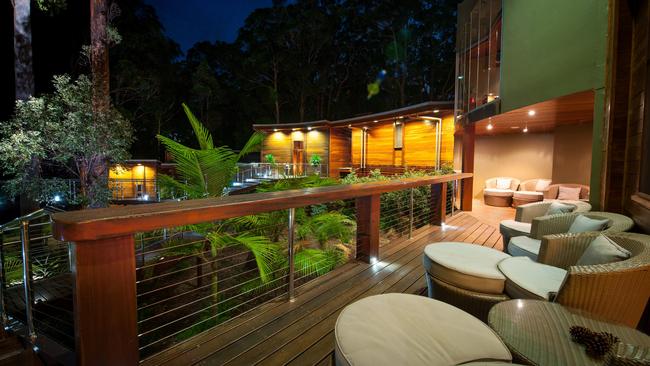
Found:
<box><xmin>355</xmin><ymin>194</ymin><xmax>380</xmax><ymax>263</ymax></box>
<box><xmin>72</xmin><ymin>235</ymin><xmax>138</xmax><ymax>366</ymax></box>
<box><xmin>431</xmin><ymin>182</ymin><xmax>447</xmax><ymax>226</ymax></box>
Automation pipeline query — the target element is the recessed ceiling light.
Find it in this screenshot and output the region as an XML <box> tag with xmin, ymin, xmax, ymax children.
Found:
<box><xmin>348</xmin><ymin>124</ymin><xmax>352</xmax><ymax>128</ymax></box>
<box><xmin>307</xmin><ymin>126</ymin><xmax>312</xmax><ymax>131</ymax></box>
<box><xmin>273</xmin><ymin>128</ymin><xmax>278</xmax><ymax>132</ymax></box>
<box><xmin>510</xmin><ymin>126</ymin><xmax>520</xmax><ymax>129</ymax></box>
<box><xmin>528</xmin><ymin>110</ymin><xmax>536</xmax><ymax>116</ymax></box>
<box><xmin>433</xmin><ymin>109</ymin><xmax>440</xmax><ymax>113</ymax></box>
<box><xmin>373</xmin><ymin>120</ymin><xmax>378</xmax><ymax>123</ymax></box>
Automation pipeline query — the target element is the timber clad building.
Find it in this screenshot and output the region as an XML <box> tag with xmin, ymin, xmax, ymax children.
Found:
<box><xmin>253</xmin><ymin>101</ymin><xmax>456</xmax><ymax>178</ymax></box>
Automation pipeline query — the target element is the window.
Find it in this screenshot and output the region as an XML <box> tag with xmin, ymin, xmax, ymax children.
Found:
<box><xmin>394</xmin><ymin>122</ymin><xmax>403</xmax><ymax>149</ymax></box>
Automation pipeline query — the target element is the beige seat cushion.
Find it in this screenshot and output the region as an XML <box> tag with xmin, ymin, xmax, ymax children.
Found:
<box><xmin>424</xmin><ymin>242</ymin><xmax>511</xmax><ymax>294</ymax></box>
<box><xmin>507</xmin><ymin>236</ymin><xmax>541</xmax><ymax>260</ymax></box>
<box><xmin>484</xmin><ymin>188</ymin><xmax>515</xmax><ymax>197</ymax></box>
<box><xmin>335</xmin><ymin>294</ymin><xmax>512</xmax><ymax>366</ymax></box>
<box><xmin>534</xmin><ymin>179</ymin><xmax>552</xmax><ymax>191</ymax></box>
<box><xmin>500</xmin><ymin>220</ymin><xmax>532</xmax><ymax>235</ymax></box>
<box><xmin>513</xmin><ymin>191</ymin><xmax>544</xmax><ymax>199</ymax></box>
<box><xmin>498</xmin><ymin>257</ymin><xmax>567</xmax><ymax>300</ymax></box>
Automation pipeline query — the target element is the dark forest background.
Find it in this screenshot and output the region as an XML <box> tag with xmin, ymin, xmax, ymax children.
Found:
<box><xmin>2</xmin><ymin>0</ymin><xmax>458</xmax><ymax>159</ymax></box>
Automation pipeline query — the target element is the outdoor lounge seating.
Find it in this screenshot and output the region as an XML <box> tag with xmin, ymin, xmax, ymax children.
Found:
<box><xmin>483</xmin><ymin>177</ymin><xmax>520</xmax><ymax>207</ymax></box>
<box><xmin>507</xmin><ymin>211</ymin><xmax>634</xmax><ymax>260</ymax></box>
<box><xmin>544</xmin><ymin>183</ymin><xmax>590</xmax><ymax>201</ymax></box>
<box><xmin>334</xmin><ymin>293</ymin><xmax>516</xmax><ymax>366</ymax></box>
<box><xmin>423</xmin><ymin>232</ymin><xmax>650</xmax><ymax>327</ymax></box>
<box><xmin>499</xmin><ymin>200</ymin><xmax>593</xmax><ymax>247</ymax></box>
<box><xmin>511</xmin><ymin>178</ymin><xmax>551</xmax><ymax>207</ymax></box>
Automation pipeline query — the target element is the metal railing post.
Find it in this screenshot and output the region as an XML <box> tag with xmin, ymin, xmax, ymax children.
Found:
<box><xmin>451</xmin><ymin>180</ymin><xmax>456</xmax><ymax>216</ymax></box>
<box><xmin>0</xmin><ymin>229</ymin><xmax>8</xmax><ymax>331</ymax></box>
<box><xmin>287</xmin><ymin>208</ymin><xmax>296</xmax><ymax>302</ymax></box>
<box><xmin>19</xmin><ymin>220</ymin><xmax>36</xmax><ymax>347</ymax></box>
<box><xmin>409</xmin><ymin>188</ymin><xmax>414</xmax><ymax>239</ymax></box>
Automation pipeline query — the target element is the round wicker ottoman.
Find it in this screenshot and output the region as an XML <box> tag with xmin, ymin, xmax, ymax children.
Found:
<box><xmin>512</xmin><ymin>191</ymin><xmax>544</xmax><ymax>207</ymax></box>
<box><xmin>484</xmin><ymin>188</ymin><xmax>514</xmax><ymax>207</ymax></box>
<box><xmin>423</xmin><ymin>242</ymin><xmax>511</xmax><ymax>321</ymax></box>
<box><xmin>334</xmin><ymin>293</ymin><xmax>514</xmax><ymax>366</ymax></box>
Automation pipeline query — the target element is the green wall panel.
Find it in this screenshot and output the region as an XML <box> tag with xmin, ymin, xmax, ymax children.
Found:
<box><xmin>499</xmin><ymin>0</ymin><xmax>609</xmax><ymax>112</ymax></box>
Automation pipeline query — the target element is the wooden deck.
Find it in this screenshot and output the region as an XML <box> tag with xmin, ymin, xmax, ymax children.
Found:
<box><xmin>141</xmin><ymin>211</ymin><xmax>503</xmax><ymax>366</ymax></box>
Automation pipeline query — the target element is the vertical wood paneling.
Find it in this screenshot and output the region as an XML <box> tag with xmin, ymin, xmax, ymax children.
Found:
<box><xmin>328</xmin><ymin>128</ymin><xmax>351</xmax><ymax>177</ymax></box>
<box><xmin>261</xmin><ymin>132</ymin><xmax>292</xmax><ymax>163</ymax></box>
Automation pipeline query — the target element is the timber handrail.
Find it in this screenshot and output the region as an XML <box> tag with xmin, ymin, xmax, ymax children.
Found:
<box><xmin>51</xmin><ymin>172</ymin><xmax>472</xmax><ymax>366</ymax></box>
<box><xmin>52</xmin><ymin>172</ymin><xmax>472</xmax><ymax>242</ymax></box>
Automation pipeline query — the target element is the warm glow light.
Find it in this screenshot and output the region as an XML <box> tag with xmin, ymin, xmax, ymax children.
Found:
<box><xmin>528</xmin><ymin>110</ymin><xmax>536</xmax><ymax>116</ymax></box>
<box><xmin>348</xmin><ymin>124</ymin><xmax>352</xmax><ymax>128</ymax></box>
<box><xmin>373</xmin><ymin>120</ymin><xmax>378</xmax><ymax>123</ymax></box>
<box><xmin>486</xmin><ymin>123</ymin><xmax>493</xmax><ymax>130</ymax></box>
<box><xmin>433</xmin><ymin>109</ymin><xmax>440</xmax><ymax>113</ymax></box>
<box><xmin>307</xmin><ymin>126</ymin><xmax>312</xmax><ymax>131</ymax></box>
<box><xmin>273</xmin><ymin>128</ymin><xmax>278</xmax><ymax>132</ymax></box>
<box><xmin>137</xmin><ymin>163</ymin><xmax>143</xmax><ymax>166</ymax></box>
<box><xmin>523</xmin><ymin>126</ymin><xmax>529</xmax><ymax>133</ymax></box>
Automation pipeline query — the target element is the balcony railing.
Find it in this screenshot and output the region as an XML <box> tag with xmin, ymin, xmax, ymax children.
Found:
<box><xmin>2</xmin><ymin>172</ymin><xmax>472</xmax><ymax>365</ymax></box>
<box><xmin>233</xmin><ymin>163</ymin><xmax>328</xmax><ymax>186</ymax></box>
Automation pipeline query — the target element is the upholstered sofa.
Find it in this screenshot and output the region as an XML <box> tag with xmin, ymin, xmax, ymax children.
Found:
<box><xmin>511</xmin><ymin>178</ymin><xmax>551</xmax><ymax>207</ymax></box>
<box><xmin>483</xmin><ymin>177</ymin><xmax>520</xmax><ymax>207</ymax></box>
<box><xmin>507</xmin><ymin>211</ymin><xmax>634</xmax><ymax>260</ymax></box>
<box><xmin>544</xmin><ymin>183</ymin><xmax>590</xmax><ymax>201</ymax></box>
<box><xmin>423</xmin><ymin>232</ymin><xmax>650</xmax><ymax>326</ymax></box>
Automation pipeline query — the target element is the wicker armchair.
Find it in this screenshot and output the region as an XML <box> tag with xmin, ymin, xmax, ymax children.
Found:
<box><xmin>538</xmin><ymin>232</ymin><xmax>650</xmax><ymax>327</ymax></box>
<box><xmin>515</xmin><ymin>201</ymin><xmax>592</xmax><ymax>224</ymax></box>
<box><xmin>530</xmin><ymin>211</ymin><xmax>634</xmax><ymax>240</ymax></box>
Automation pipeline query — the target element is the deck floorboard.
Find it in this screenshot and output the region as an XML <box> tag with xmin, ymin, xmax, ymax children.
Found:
<box><xmin>142</xmin><ymin>212</ymin><xmax>502</xmax><ymax>366</ymax></box>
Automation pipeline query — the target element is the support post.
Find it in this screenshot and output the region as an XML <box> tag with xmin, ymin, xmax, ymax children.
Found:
<box><xmin>431</xmin><ymin>182</ymin><xmax>448</xmax><ymax>226</ymax></box>
<box><xmin>0</xmin><ymin>229</ymin><xmax>8</xmax><ymax>332</ymax></box>
<box><xmin>20</xmin><ymin>221</ymin><xmax>36</xmax><ymax>346</ymax></box>
<box><xmin>408</xmin><ymin>188</ymin><xmax>414</xmax><ymax>239</ymax></box>
<box><xmin>461</xmin><ymin>123</ymin><xmax>475</xmax><ymax>211</ymax></box>
<box><xmin>287</xmin><ymin>208</ymin><xmax>296</xmax><ymax>301</ymax></box>
<box><xmin>355</xmin><ymin>195</ymin><xmax>380</xmax><ymax>263</ymax></box>
<box><xmin>73</xmin><ymin>235</ymin><xmax>138</xmax><ymax>366</ymax></box>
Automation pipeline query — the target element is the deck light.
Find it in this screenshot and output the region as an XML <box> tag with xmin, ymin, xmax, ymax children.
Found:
<box><xmin>143</xmin><ymin>194</ymin><xmax>149</xmax><ymax>201</ymax></box>
<box><xmin>53</xmin><ymin>195</ymin><xmax>61</xmax><ymax>202</ymax></box>
<box><xmin>523</xmin><ymin>126</ymin><xmax>529</xmax><ymax>133</ymax></box>
<box><xmin>528</xmin><ymin>110</ymin><xmax>536</xmax><ymax>116</ymax></box>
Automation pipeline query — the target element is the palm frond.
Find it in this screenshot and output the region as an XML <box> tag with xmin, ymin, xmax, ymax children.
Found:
<box><xmin>156</xmin><ymin>135</ymin><xmax>207</xmax><ymax>194</ymax></box>
<box><xmin>294</xmin><ymin>248</ymin><xmax>346</xmax><ymax>277</ymax></box>
<box><xmin>182</xmin><ymin>102</ymin><xmax>213</xmax><ymax>150</ymax></box>
<box><xmin>206</xmin><ymin>233</ymin><xmax>281</xmax><ymax>282</ymax></box>
<box><xmin>237</xmin><ymin>132</ymin><xmax>265</xmax><ymax>159</ymax></box>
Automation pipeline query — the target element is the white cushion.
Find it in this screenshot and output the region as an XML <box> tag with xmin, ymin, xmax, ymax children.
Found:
<box><xmin>577</xmin><ymin>234</ymin><xmax>632</xmax><ymax>265</ymax></box>
<box><xmin>496</xmin><ymin>178</ymin><xmax>512</xmax><ymax>190</ymax></box>
<box><xmin>484</xmin><ymin>188</ymin><xmax>515</xmax><ymax>197</ymax></box>
<box><xmin>513</xmin><ymin>191</ymin><xmax>544</xmax><ymax>199</ymax></box>
<box><xmin>507</xmin><ymin>236</ymin><xmax>541</xmax><ymax>260</ymax></box>
<box><xmin>335</xmin><ymin>294</ymin><xmax>512</xmax><ymax>366</ymax></box>
<box><xmin>557</xmin><ymin>186</ymin><xmax>581</xmax><ymax>200</ymax></box>
<box><xmin>424</xmin><ymin>243</ymin><xmax>511</xmax><ymax>294</ymax></box>
<box><xmin>534</xmin><ymin>179</ymin><xmax>552</xmax><ymax>191</ymax></box>
<box><xmin>500</xmin><ymin>220</ymin><xmax>532</xmax><ymax>235</ymax></box>
<box><xmin>498</xmin><ymin>257</ymin><xmax>567</xmax><ymax>300</ymax></box>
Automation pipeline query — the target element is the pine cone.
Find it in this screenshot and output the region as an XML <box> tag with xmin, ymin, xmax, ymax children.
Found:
<box><xmin>584</xmin><ymin>331</ymin><xmax>619</xmax><ymax>358</ymax></box>
<box><xmin>570</xmin><ymin>325</ymin><xmax>593</xmax><ymax>344</ymax></box>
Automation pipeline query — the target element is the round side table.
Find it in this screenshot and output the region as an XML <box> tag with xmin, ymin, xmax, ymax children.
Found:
<box><xmin>488</xmin><ymin>300</ymin><xmax>650</xmax><ymax>365</ymax></box>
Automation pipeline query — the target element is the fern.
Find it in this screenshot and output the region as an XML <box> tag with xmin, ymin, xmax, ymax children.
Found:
<box><xmin>206</xmin><ymin>232</ymin><xmax>281</xmax><ymax>283</ymax></box>
<box><xmin>298</xmin><ymin>212</ymin><xmax>356</xmax><ymax>246</ymax></box>
<box><xmin>294</xmin><ymin>248</ymin><xmax>346</xmax><ymax>277</ymax></box>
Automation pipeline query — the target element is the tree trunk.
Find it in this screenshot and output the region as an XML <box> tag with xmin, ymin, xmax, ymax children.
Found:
<box><xmin>88</xmin><ymin>0</ymin><xmax>111</xmax><ymax>208</ymax></box>
<box><xmin>13</xmin><ymin>0</ymin><xmax>35</xmax><ymax>100</ymax></box>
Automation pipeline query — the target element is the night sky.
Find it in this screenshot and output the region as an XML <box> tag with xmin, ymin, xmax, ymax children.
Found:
<box><xmin>148</xmin><ymin>0</ymin><xmax>273</xmax><ymax>52</ymax></box>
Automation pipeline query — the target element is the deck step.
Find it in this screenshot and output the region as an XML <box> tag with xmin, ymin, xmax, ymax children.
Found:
<box><xmin>0</xmin><ymin>335</ymin><xmax>43</xmax><ymax>366</ymax></box>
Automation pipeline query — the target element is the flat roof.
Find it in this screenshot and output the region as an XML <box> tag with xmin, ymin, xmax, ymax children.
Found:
<box><xmin>252</xmin><ymin>101</ymin><xmax>454</xmax><ymax>131</ymax></box>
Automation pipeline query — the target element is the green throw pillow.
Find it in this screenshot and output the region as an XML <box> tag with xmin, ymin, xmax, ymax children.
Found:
<box><xmin>568</xmin><ymin>215</ymin><xmax>610</xmax><ymax>233</ymax></box>
<box><xmin>546</xmin><ymin>201</ymin><xmax>575</xmax><ymax>215</ymax></box>
<box><xmin>577</xmin><ymin>234</ymin><xmax>631</xmax><ymax>265</ymax></box>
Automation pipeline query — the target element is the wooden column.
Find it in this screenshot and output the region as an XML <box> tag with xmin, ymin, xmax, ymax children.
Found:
<box><xmin>73</xmin><ymin>235</ymin><xmax>139</xmax><ymax>366</ymax></box>
<box><xmin>461</xmin><ymin>123</ymin><xmax>475</xmax><ymax>211</ymax></box>
<box><xmin>355</xmin><ymin>194</ymin><xmax>380</xmax><ymax>263</ymax></box>
<box><xmin>431</xmin><ymin>182</ymin><xmax>447</xmax><ymax>225</ymax></box>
